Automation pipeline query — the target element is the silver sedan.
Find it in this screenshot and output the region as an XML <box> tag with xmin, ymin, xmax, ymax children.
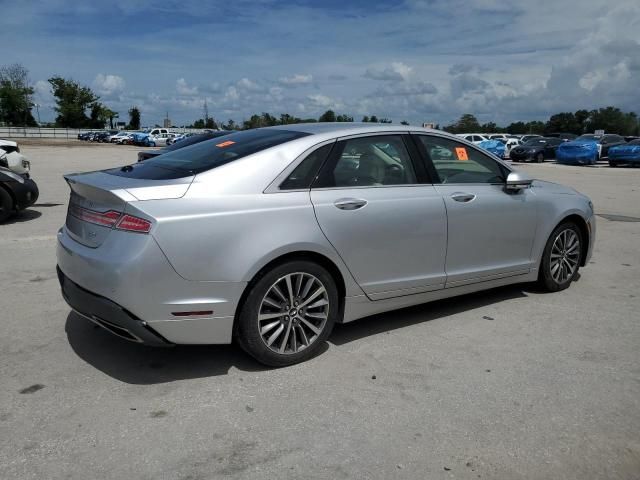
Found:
<box><xmin>56</xmin><ymin>124</ymin><xmax>595</xmax><ymax>366</ymax></box>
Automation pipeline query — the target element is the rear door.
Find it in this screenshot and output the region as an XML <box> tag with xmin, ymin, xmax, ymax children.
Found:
<box><xmin>310</xmin><ymin>133</ymin><xmax>447</xmax><ymax>300</ymax></box>
<box><xmin>413</xmin><ymin>134</ymin><xmax>538</xmax><ymax>286</ymax></box>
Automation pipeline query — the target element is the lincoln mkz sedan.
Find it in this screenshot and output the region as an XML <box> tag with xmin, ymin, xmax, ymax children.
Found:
<box><xmin>56</xmin><ymin>124</ymin><xmax>595</xmax><ymax>366</ymax></box>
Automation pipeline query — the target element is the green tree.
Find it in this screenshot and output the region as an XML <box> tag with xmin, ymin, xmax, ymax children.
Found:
<box><xmin>361</xmin><ymin>115</ymin><xmax>369</xmax><ymax>122</ymax></box>
<box><xmin>443</xmin><ymin>113</ymin><xmax>481</xmax><ymax>133</ymax></box>
<box><xmin>585</xmin><ymin>107</ymin><xmax>638</xmax><ymax>136</ymax></box>
<box><xmin>545</xmin><ymin>112</ymin><xmax>578</xmax><ymax>134</ymax></box>
<box><xmin>48</xmin><ymin>76</ymin><xmax>99</xmax><ymax>127</ymax></box>
<box><xmin>379</xmin><ymin>118</ymin><xmax>392</xmax><ymax>124</ymax></box>
<box><xmin>0</xmin><ymin>63</ymin><xmax>37</xmax><ymax>126</ymax></box>
<box><xmin>400</xmin><ymin>120</ymin><xmax>409</xmax><ymax>125</ymax></box>
<box><xmin>318</xmin><ymin>110</ymin><xmax>336</xmax><ymax>122</ymax></box>
<box><xmin>223</xmin><ymin>119</ymin><xmax>238</xmax><ymax>130</ymax></box>
<box><xmin>369</xmin><ymin>115</ymin><xmax>379</xmax><ymax>123</ymax></box>
<box><xmin>336</xmin><ymin>114</ymin><xmax>353</xmax><ymax>122</ymax></box>
<box><xmin>127</xmin><ymin>106</ymin><xmax>141</xmax><ymax>130</ymax></box>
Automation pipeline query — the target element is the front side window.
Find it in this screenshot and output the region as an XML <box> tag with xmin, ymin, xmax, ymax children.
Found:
<box><xmin>315</xmin><ymin>135</ymin><xmax>417</xmax><ymax>188</ymax></box>
<box><xmin>416</xmin><ymin>135</ymin><xmax>506</xmax><ymax>184</ymax></box>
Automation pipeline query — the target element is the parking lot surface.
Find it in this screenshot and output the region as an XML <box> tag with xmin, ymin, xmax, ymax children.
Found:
<box><xmin>1</xmin><ymin>143</ymin><xmax>639</xmax><ymax>479</ymax></box>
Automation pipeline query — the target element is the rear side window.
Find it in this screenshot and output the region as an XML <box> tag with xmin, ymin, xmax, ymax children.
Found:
<box><xmin>280</xmin><ymin>143</ymin><xmax>334</xmax><ymax>190</ymax></box>
<box><xmin>110</xmin><ymin>129</ymin><xmax>310</xmax><ymax>178</ymax></box>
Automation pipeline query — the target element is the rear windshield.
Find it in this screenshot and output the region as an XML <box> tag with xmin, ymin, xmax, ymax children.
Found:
<box><xmin>107</xmin><ymin>129</ymin><xmax>310</xmax><ymax>179</ymax></box>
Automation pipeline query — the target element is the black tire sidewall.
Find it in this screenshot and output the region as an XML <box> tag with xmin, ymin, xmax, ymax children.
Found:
<box><xmin>236</xmin><ymin>260</ymin><xmax>339</xmax><ymax>367</ymax></box>
<box><xmin>539</xmin><ymin>222</ymin><xmax>582</xmax><ymax>292</ymax></box>
<box><xmin>0</xmin><ymin>187</ymin><xmax>14</xmax><ymax>223</ymax></box>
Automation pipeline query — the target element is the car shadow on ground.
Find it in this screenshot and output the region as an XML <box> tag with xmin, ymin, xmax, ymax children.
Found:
<box><xmin>1</xmin><ymin>208</ymin><xmax>42</xmax><ymax>224</ymax></box>
<box><xmin>330</xmin><ymin>285</ymin><xmax>530</xmax><ymax>345</ymax></box>
<box><xmin>66</xmin><ymin>284</ymin><xmax>531</xmax><ymax>385</ymax></box>
<box><xmin>65</xmin><ymin>312</ymin><xmax>270</xmax><ymax>384</ymax></box>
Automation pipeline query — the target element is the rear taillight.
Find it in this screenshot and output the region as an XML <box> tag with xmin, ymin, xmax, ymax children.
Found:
<box><xmin>115</xmin><ymin>214</ymin><xmax>151</xmax><ymax>233</ymax></box>
<box><xmin>69</xmin><ymin>205</ymin><xmax>151</xmax><ymax>233</ymax></box>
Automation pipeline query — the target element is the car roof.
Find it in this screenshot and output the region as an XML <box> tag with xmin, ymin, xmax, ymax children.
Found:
<box><xmin>270</xmin><ymin>122</ymin><xmax>442</xmax><ymax>137</ymax></box>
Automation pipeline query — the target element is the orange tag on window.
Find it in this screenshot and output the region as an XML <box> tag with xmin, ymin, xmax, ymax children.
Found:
<box><xmin>455</xmin><ymin>147</ymin><xmax>469</xmax><ymax>161</ymax></box>
<box><xmin>216</xmin><ymin>140</ymin><xmax>235</xmax><ymax>148</ymax></box>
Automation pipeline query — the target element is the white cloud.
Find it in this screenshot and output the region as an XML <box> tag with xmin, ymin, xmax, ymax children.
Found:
<box><xmin>236</xmin><ymin>77</ymin><xmax>262</xmax><ymax>92</ymax></box>
<box><xmin>279</xmin><ymin>73</ymin><xmax>313</xmax><ymax>86</ymax></box>
<box><xmin>176</xmin><ymin>78</ymin><xmax>198</xmax><ymax>96</ymax></box>
<box><xmin>364</xmin><ymin>62</ymin><xmax>413</xmax><ymax>82</ymax></box>
<box><xmin>93</xmin><ymin>74</ymin><xmax>125</xmax><ymax>96</ymax></box>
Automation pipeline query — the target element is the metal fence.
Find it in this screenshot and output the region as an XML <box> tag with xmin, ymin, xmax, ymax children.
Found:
<box><xmin>0</xmin><ymin>127</ymin><xmax>207</xmax><ymax>139</ymax></box>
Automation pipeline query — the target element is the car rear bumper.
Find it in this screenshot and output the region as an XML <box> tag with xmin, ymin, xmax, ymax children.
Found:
<box><xmin>56</xmin><ymin>226</ymin><xmax>244</xmax><ymax>344</ymax></box>
<box><xmin>57</xmin><ymin>266</ymin><xmax>171</xmax><ymax>346</ymax></box>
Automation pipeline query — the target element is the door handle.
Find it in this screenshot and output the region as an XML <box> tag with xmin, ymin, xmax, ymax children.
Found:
<box><xmin>334</xmin><ymin>198</ymin><xmax>368</xmax><ymax>210</ymax></box>
<box><xmin>450</xmin><ymin>192</ymin><xmax>476</xmax><ymax>203</ymax></box>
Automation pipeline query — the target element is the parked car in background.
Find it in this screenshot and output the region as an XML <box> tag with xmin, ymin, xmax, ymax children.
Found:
<box><xmin>556</xmin><ymin>134</ymin><xmax>626</xmax><ymax>165</ymax></box>
<box><xmin>131</xmin><ymin>133</ymin><xmax>156</xmax><ymax>147</ymax></box>
<box><xmin>115</xmin><ymin>133</ymin><xmax>136</xmax><ymax>145</ymax></box>
<box><xmin>545</xmin><ymin>132</ymin><xmax>577</xmax><ymax>141</ymax></box>
<box><xmin>477</xmin><ymin>139</ymin><xmax>506</xmax><ymax>158</ymax></box>
<box><xmin>456</xmin><ymin>133</ymin><xmax>489</xmax><ymax>144</ymax></box>
<box><xmin>109</xmin><ymin>131</ymin><xmax>129</xmax><ymax>143</ymax></box>
<box><xmin>77</xmin><ymin>132</ymin><xmax>93</xmax><ymax>141</ymax></box>
<box><xmin>0</xmin><ymin>147</ymin><xmax>39</xmax><ymax>223</ymax></box>
<box><xmin>56</xmin><ymin>123</ymin><xmax>594</xmax><ymax>366</ymax></box>
<box><xmin>608</xmin><ymin>139</ymin><xmax>640</xmax><ymax>167</ymax></box>
<box><xmin>0</xmin><ymin>140</ymin><xmax>31</xmax><ymax>176</ymax></box>
<box><xmin>519</xmin><ymin>134</ymin><xmax>543</xmax><ymax>143</ymax></box>
<box><xmin>138</xmin><ymin>131</ymin><xmax>234</xmax><ymax>161</ymax></box>
<box><xmin>510</xmin><ymin>137</ymin><xmax>564</xmax><ymax>163</ymax></box>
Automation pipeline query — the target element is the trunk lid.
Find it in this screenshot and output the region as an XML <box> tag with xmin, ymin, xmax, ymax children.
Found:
<box><xmin>64</xmin><ymin>167</ymin><xmax>194</xmax><ymax>248</ymax></box>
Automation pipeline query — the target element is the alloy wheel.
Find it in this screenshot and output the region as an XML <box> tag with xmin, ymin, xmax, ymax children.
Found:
<box><xmin>257</xmin><ymin>272</ymin><xmax>329</xmax><ymax>355</ymax></box>
<box><xmin>549</xmin><ymin>228</ymin><xmax>580</xmax><ymax>283</ymax></box>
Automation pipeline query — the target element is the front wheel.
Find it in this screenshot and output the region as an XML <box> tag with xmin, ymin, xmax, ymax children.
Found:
<box><xmin>536</xmin><ymin>153</ymin><xmax>544</xmax><ymax>163</ymax></box>
<box><xmin>236</xmin><ymin>260</ymin><xmax>339</xmax><ymax>367</ymax></box>
<box><xmin>538</xmin><ymin>222</ymin><xmax>582</xmax><ymax>292</ymax></box>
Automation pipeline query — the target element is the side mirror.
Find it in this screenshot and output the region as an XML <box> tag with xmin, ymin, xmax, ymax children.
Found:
<box><xmin>505</xmin><ymin>171</ymin><xmax>533</xmax><ymax>191</ymax></box>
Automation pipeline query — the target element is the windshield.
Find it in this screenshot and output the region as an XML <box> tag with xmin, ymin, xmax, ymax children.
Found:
<box><xmin>627</xmin><ymin>139</ymin><xmax>640</xmax><ymax>145</ymax></box>
<box><xmin>144</xmin><ymin>128</ymin><xmax>310</xmax><ymax>174</ymax></box>
<box><xmin>576</xmin><ymin>135</ymin><xmax>599</xmax><ymax>141</ymax></box>
<box><xmin>523</xmin><ymin>139</ymin><xmax>547</xmax><ymax>146</ymax></box>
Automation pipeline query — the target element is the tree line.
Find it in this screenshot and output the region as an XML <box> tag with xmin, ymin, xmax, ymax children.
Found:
<box><xmin>1</xmin><ymin>63</ymin><xmax>638</xmax><ymax>135</ymax></box>
<box><xmin>443</xmin><ymin>109</ymin><xmax>640</xmax><ymax>136</ymax></box>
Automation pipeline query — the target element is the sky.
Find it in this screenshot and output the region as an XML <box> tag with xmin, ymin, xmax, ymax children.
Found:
<box><xmin>2</xmin><ymin>0</ymin><xmax>639</xmax><ymax>127</ymax></box>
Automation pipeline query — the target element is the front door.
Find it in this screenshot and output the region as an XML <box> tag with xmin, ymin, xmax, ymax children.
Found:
<box><xmin>413</xmin><ymin>134</ymin><xmax>538</xmax><ymax>286</ymax></box>
<box><xmin>310</xmin><ymin>134</ymin><xmax>447</xmax><ymax>300</ymax></box>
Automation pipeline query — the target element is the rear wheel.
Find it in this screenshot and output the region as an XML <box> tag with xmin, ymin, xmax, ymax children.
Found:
<box><xmin>538</xmin><ymin>222</ymin><xmax>582</xmax><ymax>292</ymax></box>
<box><xmin>0</xmin><ymin>187</ymin><xmax>14</xmax><ymax>223</ymax></box>
<box><xmin>236</xmin><ymin>260</ymin><xmax>338</xmax><ymax>367</ymax></box>
<box><xmin>609</xmin><ymin>160</ymin><xmax>618</xmax><ymax>168</ymax></box>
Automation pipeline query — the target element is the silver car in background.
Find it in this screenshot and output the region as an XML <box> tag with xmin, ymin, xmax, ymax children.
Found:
<box><xmin>56</xmin><ymin>124</ymin><xmax>595</xmax><ymax>366</ymax></box>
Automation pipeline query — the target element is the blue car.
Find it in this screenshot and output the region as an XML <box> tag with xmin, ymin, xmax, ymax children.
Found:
<box><xmin>132</xmin><ymin>132</ymin><xmax>156</xmax><ymax>147</ymax></box>
<box><xmin>477</xmin><ymin>139</ymin><xmax>506</xmax><ymax>159</ymax></box>
<box><xmin>608</xmin><ymin>139</ymin><xmax>640</xmax><ymax>167</ymax></box>
<box><xmin>556</xmin><ymin>134</ymin><xmax>626</xmax><ymax>165</ymax></box>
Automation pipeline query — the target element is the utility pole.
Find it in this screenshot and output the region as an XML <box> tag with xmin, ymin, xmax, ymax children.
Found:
<box><xmin>204</xmin><ymin>100</ymin><xmax>209</xmax><ymax>125</ymax></box>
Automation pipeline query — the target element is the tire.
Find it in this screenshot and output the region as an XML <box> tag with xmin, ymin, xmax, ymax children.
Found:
<box><xmin>538</xmin><ymin>222</ymin><xmax>582</xmax><ymax>292</ymax></box>
<box><xmin>0</xmin><ymin>187</ymin><xmax>14</xmax><ymax>223</ymax></box>
<box><xmin>609</xmin><ymin>161</ymin><xmax>617</xmax><ymax>168</ymax></box>
<box><xmin>536</xmin><ymin>153</ymin><xmax>544</xmax><ymax>163</ymax></box>
<box><xmin>235</xmin><ymin>260</ymin><xmax>339</xmax><ymax>367</ymax></box>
